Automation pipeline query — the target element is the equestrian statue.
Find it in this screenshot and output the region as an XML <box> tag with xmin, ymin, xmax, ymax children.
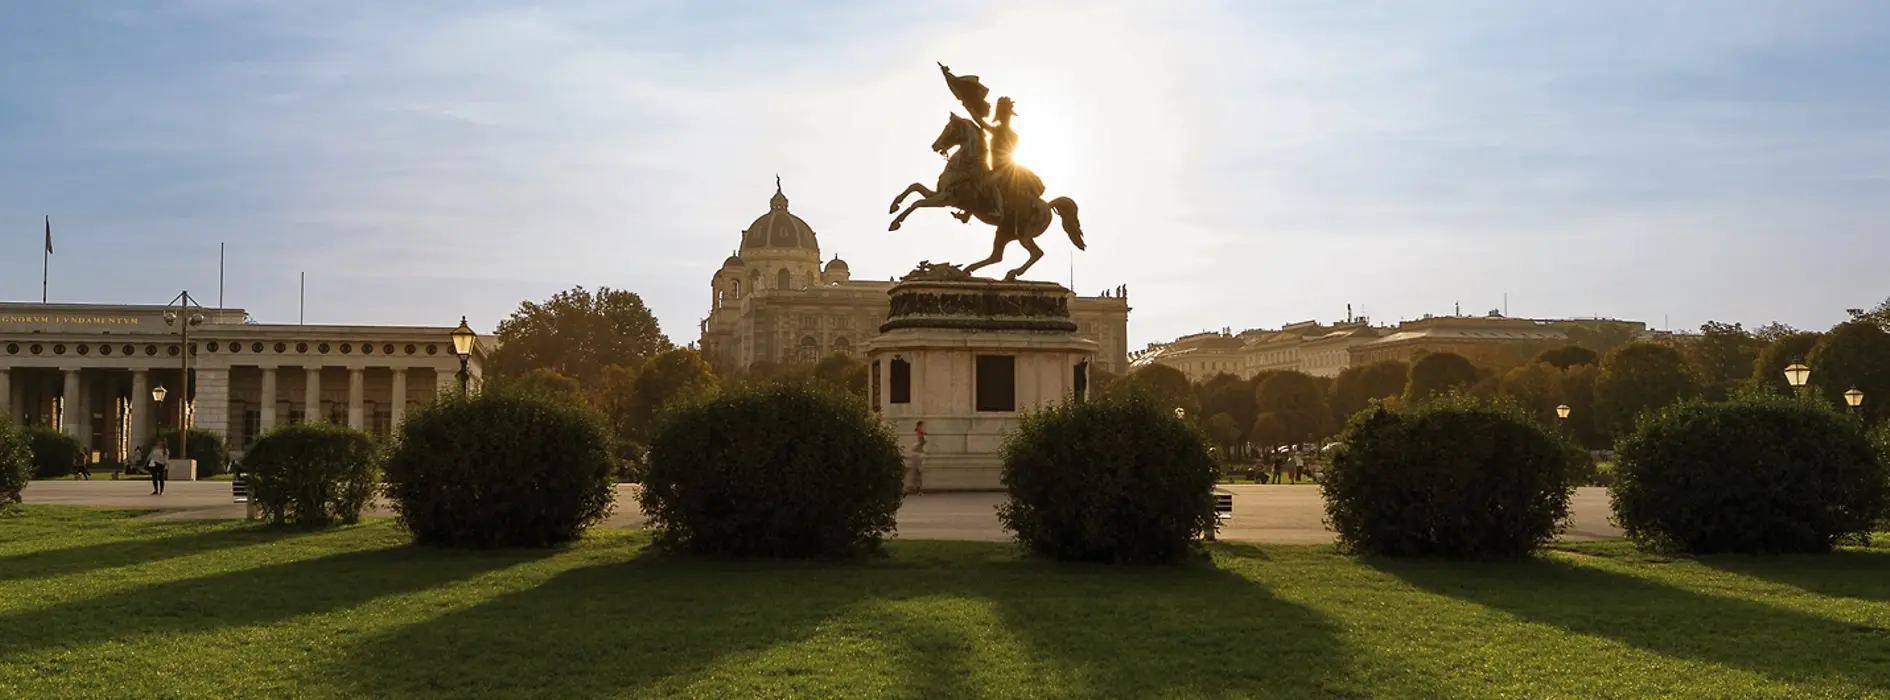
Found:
<box><xmin>888</xmin><ymin>63</ymin><xmax>1085</xmax><ymax>282</ymax></box>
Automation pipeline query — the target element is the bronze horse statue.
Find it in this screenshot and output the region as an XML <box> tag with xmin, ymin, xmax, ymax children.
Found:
<box><xmin>888</xmin><ymin>113</ymin><xmax>1084</xmax><ymax>282</ymax></box>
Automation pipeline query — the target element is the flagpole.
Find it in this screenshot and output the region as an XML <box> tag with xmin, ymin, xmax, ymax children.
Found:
<box><xmin>42</xmin><ymin>215</ymin><xmax>50</xmax><ymax>304</ymax></box>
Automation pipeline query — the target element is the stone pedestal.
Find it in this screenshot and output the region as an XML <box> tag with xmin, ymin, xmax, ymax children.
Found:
<box><xmin>865</xmin><ymin>270</ymin><xmax>1098</xmax><ymax>491</ymax></box>
<box><xmin>168</xmin><ymin>459</ymin><xmax>197</xmax><ymax>482</ymax></box>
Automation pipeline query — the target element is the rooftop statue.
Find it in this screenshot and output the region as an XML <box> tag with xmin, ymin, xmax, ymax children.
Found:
<box><xmin>889</xmin><ymin>63</ymin><xmax>1085</xmax><ymax>282</ymax></box>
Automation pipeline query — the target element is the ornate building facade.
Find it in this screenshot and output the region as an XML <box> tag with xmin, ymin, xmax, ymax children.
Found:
<box><xmin>698</xmin><ymin>182</ymin><xmax>1131</xmax><ymax>374</ymax></box>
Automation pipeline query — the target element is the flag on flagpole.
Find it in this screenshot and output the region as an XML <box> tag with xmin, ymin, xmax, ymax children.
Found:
<box><xmin>44</xmin><ymin>216</ymin><xmax>52</xmax><ymax>254</ymax></box>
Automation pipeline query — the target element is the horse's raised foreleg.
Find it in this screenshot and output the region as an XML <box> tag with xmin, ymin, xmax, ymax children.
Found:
<box><xmin>889</xmin><ymin>192</ymin><xmax>953</xmax><ymax>231</ymax></box>
<box><xmin>1004</xmin><ymin>236</ymin><xmax>1046</xmax><ymax>281</ymax></box>
<box><xmin>889</xmin><ymin>183</ymin><xmax>936</xmax><ymax>214</ymax></box>
<box><xmin>963</xmin><ymin>233</ymin><xmax>1010</xmax><ymax>277</ymax></box>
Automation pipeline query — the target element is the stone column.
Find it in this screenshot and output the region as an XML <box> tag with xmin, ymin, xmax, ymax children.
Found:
<box><xmin>304</xmin><ymin>366</ymin><xmax>322</xmax><ymax>423</ymax></box>
<box><xmin>390</xmin><ymin>368</ymin><xmax>408</xmax><ymax>429</ymax></box>
<box><xmin>61</xmin><ymin>368</ymin><xmax>81</xmax><ymax>438</ymax></box>
<box><xmin>259</xmin><ymin>367</ymin><xmax>278</xmax><ymax>433</ymax></box>
<box><xmin>0</xmin><ymin>368</ymin><xmax>11</xmax><ymax>426</ymax></box>
<box><xmin>130</xmin><ymin>369</ymin><xmax>150</xmax><ymax>443</ymax></box>
<box><xmin>193</xmin><ymin>368</ymin><xmax>231</xmax><ymax>441</ymax></box>
<box><xmin>347</xmin><ymin>368</ymin><xmax>365</xmax><ymax>429</ymax></box>
<box><xmin>436</xmin><ymin>367</ymin><xmax>457</xmax><ymax>398</ymax></box>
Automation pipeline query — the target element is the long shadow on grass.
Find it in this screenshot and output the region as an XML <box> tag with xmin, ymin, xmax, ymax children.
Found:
<box><xmin>0</xmin><ymin>525</ymin><xmax>313</xmax><ymax>583</ymax></box>
<box><xmin>0</xmin><ymin>543</ymin><xmax>545</xmax><ymax>663</ymax></box>
<box><xmin>1697</xmin><ymin>549</ymin><xmax>1890</xmax><ymax>603</ymax></box>
<box><xmin>966</xmin><ymin>555</ymin><xmax>1402</xmax><ymax>698</ymax></box>
<box><xmin>1374</xmin><ymin>554</ymin><xmax>1890</xmax><ymax>694</ymax></box>
<box><xmin>325</xmin><ymin>552</ymin><xmax>880</xmax><ymax>698</ymax></box>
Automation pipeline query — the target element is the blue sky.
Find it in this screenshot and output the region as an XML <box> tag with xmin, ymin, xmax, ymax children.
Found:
<box><xmin>3</xmin><ymin>0</ymin><xmax>1886</xmax><ymax>348</ymax></box>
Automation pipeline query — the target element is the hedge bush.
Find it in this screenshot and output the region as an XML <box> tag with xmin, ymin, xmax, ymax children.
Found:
<box><xmin>1613</xmin><ymin>395</ymin><xmax>1888</xmax><ymax>553</ymax></box>
<box><xmin>244</xmin><ymin>423</ymin><xmax>380</xmax><ymax>527</ymax></box>
<box><xmin>383</xmin><ymin>391</ymin><xmax>615</xmax><ymax>548</ymax></box>
<box><xmin>0</xmin><ymin>424</ymin><xmax>31</xmax><ymax>507</ymax></box>
<box><xmin>640</xmin><ymin>382</ymin><xmax>903</xmax><ymax>558</ymax></box>
<box><xmin>997</xmin><ymin>389</ymin><xmax>1220</xmax><ymax>565</ymax></box>
<box><xmin>153</xmin><ymin>428</ymin><xmax>230</xmax><ymax>478</ymax></box>
<box><xmin>25</xmin><ymin>427</ymin><xmax>84</xmax><ymax>478</ymax></box>
<box><xmin>1321</xmin><ymin>396</ymin><xmax>1578</xmax><ymax>560</ymax></box>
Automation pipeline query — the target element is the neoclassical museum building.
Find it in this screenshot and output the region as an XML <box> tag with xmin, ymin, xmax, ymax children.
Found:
<box><xmin>698</xmin><ymin>182</ymin><xmax>1132</xmax><ymax>374</ymax></box>
<box><xmin>0</xmin><ymin>303</ymin><xmax>489</xmax><ymax>462</ymax></box>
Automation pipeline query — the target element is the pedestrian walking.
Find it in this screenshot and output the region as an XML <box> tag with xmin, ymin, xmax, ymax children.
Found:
<box><xmin>148</xmin><ymin>442</ymin><xmax>169</xmax><ymax>495</ymax></box>
<box><xmin>907</xmin><ymin>421</ymin><xmax>928</xmax><ymax>494</ymax></box>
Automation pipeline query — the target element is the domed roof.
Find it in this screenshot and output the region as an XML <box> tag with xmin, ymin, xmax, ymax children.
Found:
<box><xmin>739</xmin><ymin>176</ymin><xmax>819</xmax><ymax>253</ymax></box>
<box><xmin>722</xmin><ymin>253</ymin><xmax>745</xmax><ymax>268</ymax></box>
<box><xmin>824</xmin><ymin>255</ymin><xmax>849</xmax><ymax>272</ymax></box>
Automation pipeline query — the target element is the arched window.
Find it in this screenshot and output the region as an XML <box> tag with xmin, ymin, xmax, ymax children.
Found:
<box><xmin>832</xmin><ymin>337</ymin><xmax>851</xmax><ymax>355</ymax></box>
<box><xmin>798</xmin><ymin>336</ymin><xmax>819</xmax><ymax>363</ymax></box>
<box><xmin>731</xmin><ymin>279</ymin><xmax>741</xmax><ymax>299</ymax></box>
<box><xmin>777</xmin><ymin>269</ymin><xmax>792</xmax><ymax>290</ymax></box>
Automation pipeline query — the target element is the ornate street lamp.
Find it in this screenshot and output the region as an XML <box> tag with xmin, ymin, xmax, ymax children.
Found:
<box><xmin>163</xmin><ymin>292</ymin><xmax>206</xmax><ymax>463</ymax></box>
<box><xmin>1174</xmin><ymin>407</ymin><xmax>1186</xmax><ymax>420</ymax></box>
<box><xmin>1555</xmin><ymin>404</ymin><xmax>1571</xmax><ymax>420</ymax></box>
<box><xmin>1783</xmin><ymin>362</ymin><xmax>1811</xmax><ymax>390</ymax></box>
<box><xmin>1844</xmin><ymin>388</ymin><xmax>1864</xmax><ymax>412</ymax></box>
<box><xmin>150</xmin><ymin>384</ymin><xmax>167</xmax><ymax>445</ymax></box>
<box><xmin>450</xmin><ymin>316</ymin><xmax>477</xmax><ymax>395</ymax></box>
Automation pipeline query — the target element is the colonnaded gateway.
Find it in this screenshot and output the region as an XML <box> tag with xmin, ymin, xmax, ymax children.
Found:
<box><xmin>696</xmin><ymin>181</ymin><xmax>1131</xmax><ymax>374</ymax></box>
<box><xmin>0</xmin><ymin>303</ymin><xmax>489</xmax><ymax>461</ymax></box>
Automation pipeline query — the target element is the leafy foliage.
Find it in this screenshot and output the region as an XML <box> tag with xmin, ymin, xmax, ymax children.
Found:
<box><xmin>1206</xmin><ymin>412</ymin><xmax>1242</xmax><ymax>451</ymax></box>
<box><xmin>1611</xmin><ymin>395</ymin><xmax>1887</xmax><ymax>554</ymax></box>
<box><xmin>499</xmin><ymin>367</ymin><xmax>586</xmax><ymax>406</ymax></box>
<box><xmin>1807</xmin><ymin>321</ymin><xmax>1890</xmax><ymax>425</ymax></box>
<box><xmin>1254</xmin><ymin>371</ymin><xmax>1333</xmax><ymax>445</ymax></box>
<box><xmin>1405</xmin><ymin>352</ymin><xmax>1480</xmax><ymax>403</ymax></box>
<box><xmin>489</xmin><ymin>286</ymin><xmax>672</xmax><ymax>385</ymax></box>
<box><xmin>1752</xmin><ymin>331</ymin><xmax>1822</xmax><ymax>395</ymax></box>
<box><xmin>0</xmin><ymin>424</ymin><xmax>30</xmax><ymax>507</ymax></box>
<box><xmin>1329</xmin><ymin>360</ymin><xmax>1408</xmax><ymax>424</ymax></box>
<box><xmin>1556</xmin><ymin>364</ymin><xmax>1606</xmax><ymax>449</ymax></box>
<box><xmin>1321</xmin><ymin>396</ymin><xmax>1577</xmax><ymax>560</ymax></box>
<box><xmin>1595</xmin><ymin>342</ymin><xmax>1696</xmax><ymax>436</ymax></box>
<box><xmin>1199</xmin><ymin>373</ymin><xmax>1259</xmax><ymax>442</ymax></box>
<box><xmin>155</xmin><ymin>429</ymin><xmax>229</xmax><ymax>478</ymax></box>
<box><xmin>1534</xmin><ymin>345</ymin><xmax>1599</xmax><ymax>370</ymax></box>
<box><xmin>810</xmin><ymin>352</ymin><xmax>869</xmax><ymax>397</ymax></box>
<box><xmin>244</xmin><ymin>423</ymin><xmax>379</xmax><ymax>527</ymax></box>
<box><xmin>1562</xmin><ymin>321</ymin><xmax>1643</xmax><ymax>355</ymax></box>
<box><xmin>383</xmin><ymin>391</ymin><xmax>615</xmax><ymax>548</ymax></box>
<box><xmin>627</xmin><ymin>348</ymin><xmax>720</xmax><ymax>442</ymax></box>
<box><xmin>24</xmin><ymin>427</ymin><xmax>84</xmax><ymax>478</ymax></box>
<box><xmin>998</xmin><ymin>390</ymin><xmax>1219</xmax><ymax>565</ymax></box>
<box><xmin>1846</xmin><ymin>296</ymin><xmax>1890</xmax><ymax>330</ymax></box>
<box><xmin>1250</xmin><ymin>412</ymin><xmax>1290</xmax><ymax>450</ymax></box>
<box><xmin>587</xmin><ymin>364</ymin><xmax>641</xmax><ymax>456</ymax></box>
<box><xmin>1497</xmin><ymin>362</ymin><xmax>1562</xmax><ymax>423</ymax></box>
<box><xmin>1109</xmin><ymin>364</ymin><xmax>1199</xmax><ymax>419</ymax></box>
<box><xmin>640</xmin><ymin>383</ymin><xmax>903</xmax><ymax>558</ymax></box>
<box><xmin>1687</xmin><ymin>321</ymin><xmax>1765</xmax><ymax>400</ymax></box>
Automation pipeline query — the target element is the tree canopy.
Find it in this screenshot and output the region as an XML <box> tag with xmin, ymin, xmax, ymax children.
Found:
<box><xmin>489</xmin><ymin>286</ymin><xmax>672</xmax><ymax>385</ymax></box>
<box><xmin>1534</xmin><ymin>345</ymin><xmax>1599</xmax><ymax>370</ymax></box>
<box><xmin>1752</xmin><ymin>331</ymin><xmax>1823</xmax><ymax>395</ymax></box>
<box><xmin>627</xmin><ymin>348</ymin><xmax>719</xmax><ymax>442</ymax></box>
<box><xmin>502</xmin><ymin>367</ymin><xmax>585</xmax><ymax>406</ymax></box>
<box><xmin>1112</xmin><ymin>364</ymin><xmax>1199</xmax><ymax>419</ymax></box>
<box><xmin>1330</xmin><ymin>360</ymin><xmax>1408</xmax><ymax>424</ymax></box>
<box><xmin>1596</xmin><ymin>342</ymin><xmax>1696</xmax><ymax>435</ymax></box>
<box><xmin>1808</xmin><ymin>321</ymin><xmax>1890</xmax><ymax>424</ymax></box>
<box><xmin>1687</xmin><ymin>321</ymin><xmax>1765</xmax><ymax>400</ymax></box>
<box><xmin>1405</xmin><ymin>352</ymin><xmax>1480</xmax><ymax>403</ymax></box>
<box><xmin>1254</xmin><ymin>371</ymin><xmax>1333</xmax><ymax>445</ymax></box>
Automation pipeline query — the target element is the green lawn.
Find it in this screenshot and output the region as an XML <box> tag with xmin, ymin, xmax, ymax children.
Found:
<box><xmin>3</xmin><ymin>507</ymin><xmax>1889</xmax><ymax>698</ymax></box>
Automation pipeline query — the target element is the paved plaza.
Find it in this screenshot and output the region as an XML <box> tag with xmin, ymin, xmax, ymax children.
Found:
<box><xmin>21</xmin><ymin>480</ymin><xmax>1624</xmax><ymax>543</ymax></box>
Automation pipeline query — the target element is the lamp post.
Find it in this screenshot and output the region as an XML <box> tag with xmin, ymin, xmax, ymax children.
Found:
<box><xmin>150</xmin><ymin>385</ymin><xmax>168</xmax><ymax>438</ymax></box>
<box><xmin>162</xmin><ymin>292</ymin><xmax>206</xmax><ymax>463</ymax></box>
<box><xmin>450</xmin><ymin>316</ymin><xmax>477</xmax><ymax>396</ymax></box>
<box><xmin>1783</xmin><ymin>362</ymin><xmax>1811</xmax><ymax>397</ymax></box>
<box><xmin>1844</xmin><ymin>388</ymin><xmax>1864</xmax><ymax>415</ymax></box>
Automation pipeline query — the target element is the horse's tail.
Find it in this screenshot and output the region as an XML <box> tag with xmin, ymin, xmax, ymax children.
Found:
<box><xmin>1049</xmin><ymin>196</ymin><xmax>1085</xmax><ymax>250</ymax></box>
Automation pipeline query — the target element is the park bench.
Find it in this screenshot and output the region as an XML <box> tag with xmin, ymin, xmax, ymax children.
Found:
<box><xmin>1208</xmin><ymin>487</ymin><xmax>1234</xmax><ymax>540</ymax></box>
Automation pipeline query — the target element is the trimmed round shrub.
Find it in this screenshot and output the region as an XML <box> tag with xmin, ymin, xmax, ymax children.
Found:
<box><xmin>641</xmin><ymin>382</ymin><xmax>903</xmax><ymax>558</ymax></box>
<box><xmin>25</xmin><ymin>427</ymin><xmax>84</xmax><ymax>478</ymax></box>
<box><xmin>1</xmin><ymin>424</ymin><xmax>32</xmax><ymax>507</ymax></box>
<box><xmin>1612</xmin><ymin>395</ymin><xmax>1887</xmax><ymax>554</ymax></box>
<box><xmin>998</xmin><ymin>390</ymin><xmax>1220</xmax><ymax>565</ymax></box>
<box><xmin>384</xmin><ymin>391</ymin><xmax>615</xmax><ymax>548</ymax></box>
<box><xmin>154</xmin><ymin>428</ymin><xmax>230</xmax><ymax>478</ymax></box>
<box><xmin>245</xmin><ymin>423</ymin><xmax>379</xmax><ymax>527</ymax></box>
<box><xmin>1322</xmin><ymin>396</ymin><xmax>1577</xmax><ymax>560</ymax></box>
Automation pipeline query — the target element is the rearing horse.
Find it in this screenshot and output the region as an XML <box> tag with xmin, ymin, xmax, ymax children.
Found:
<box><xmin>888</xmin><ymin>114</ymin><xmax>1084</xmax><ymax>281</ymax></box>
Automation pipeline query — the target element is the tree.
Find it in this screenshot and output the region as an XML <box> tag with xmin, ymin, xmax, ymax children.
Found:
<box><xmin>1250</xmin><ymin>413</ymin><xmax>1289</xmax><ymax>451</ymax></box>
<box><xmin>810</xmin><ymin>353</ymin><xmax>869</xmax><ymax>397</ymax></box>
<box><xmin>1557</xmin><ymin>364</ymin><xmax>1605</xmax><ymax>449</ymax></box>
<box><xmin>1110</xmin><ymin>364</ymin><xmax>1199</xmax><ymax>419</ymax></box>
<box><xmin>588</xmin><ymin>364</ymin><xmax>640</xmax><ymax>451</ymax></box>
<box><xmin>502</xmin><ymin>367</ymin><xmax>585</xmax><ymax>406</ymax></box>
<box><xmin>1562</xmin><ymin>321</ymin><xmax>1642</xmax><ymax>356</ymax></box>
<box><xmin>1534</xmin><ymin>345</ymin><xmax>1598</xmax><ymax>370</ymax></box>
<box><xmin>1753</xmin><ymin>322</ymin><xmax>1803</xmax><ymax>343</ymax></box>
<box><xmin>1330</xmin><ymin>360</ymin><xmax>1408</xmax><ymax>424</ymax></box>
<box><xmin>1752</xmin><ymin>331</ymin><xmax>1823</xmax><ymax>395</ymax></box>
<box><xmin>1405</xmin><ymin>352</ymin><xmax>1480</xmax><ymax>403</ymax></box>
<box><xmin>1687</xmin><ymin>321</ymin><xmax>1765</xmax><ymax>400</ymax></box>
<box><xmin>489</xmin><ymin>286</ymin><xmax>672</xmax><ymax>385</ymax></box>
<box><xmin>627</xmin><ymin>348</ymin><xmax>720</xmax><ymax>441</ymax></box>
<box><xmin>1254</xmin><ymin>371</ymin><xmax>1333</xmax><ymax>445</ymax></box>
<box><xmin>1846</xmin><ymin>296</ymin><xmax>1890</xmax><ymax>330</ymax></box>
<box><xmin>1200</xmin><ymin>378</ymin><xmax>1259</xmax><ymax>448</ymax></box>
<box><xmin>1595</xmin><ymin>342</ymin><xmax>1696</xmax><ymax>435</ymax></box>
<box><xmin>1498</xmin><ymin>362</ymin><xmax>1562</xmax><ymax>422</ymax></box>
<box><xmin>1206</xmin><ymin>412</ymin><xmax>1243</xmax><ymax>453</ymax></box>
<box><xmin>1808</xmin><ymin>321</ymin><xmax>1890</xmax><ymax>424</ymax></box>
